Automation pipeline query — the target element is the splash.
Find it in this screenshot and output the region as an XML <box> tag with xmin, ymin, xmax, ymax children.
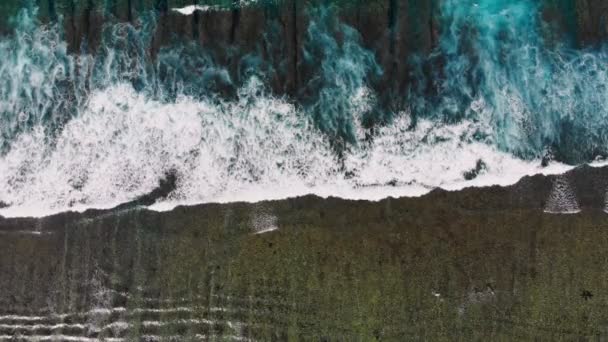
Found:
<box><xmin>301</xmin><ymin>6</ymin><xmax>382</xmax><ymax>143</ymax></box>
<box><xmin>0</xmin><ymin>7</ymin><xmax>75</xmax><ymax>151</ymax></box>
<box><xmin>410</xmin><ymin>0</ymin><xmax>608</xmax><ymax>162</ymax></box>
<box><xmin>0</xmin><ymin>79</ymin><xmax>570</xmax><ymax>217</ymax></box>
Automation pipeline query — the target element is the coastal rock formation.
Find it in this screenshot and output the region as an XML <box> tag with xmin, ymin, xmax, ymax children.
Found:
<box><xmin>1</xmin><ymin>166</ymin><xmax>608</xmax><ymax>340</ymax></box>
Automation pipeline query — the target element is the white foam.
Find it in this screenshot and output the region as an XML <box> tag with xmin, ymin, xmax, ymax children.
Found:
<box><xmin>0</xmin><ymin>323</ymin><xmax>86</xmax><ymax>331</ymax></box>
<box><xmin>142</xmin><ymin>318</ymin><xmax>216</xmax><ymax>327</ymax></box>
<box><xmin>590</xmin><ymin>158</ymin><xmax>608</xmax><ymax>168</ymax></box>
<box><xmin>172</xmin><ymin>1</ymin><xmax>258</xmax><ymax>15</ymax></box>
<box><xmin>0</xmin><ymin>315</ymin><xmax>46</xmax><ymax>322</ymax></box>
<box><xmin>150</xmin><ymin>114</ymin><xmax>573</xmax><ymax>211</ymax></box>
<box><xmin>172</xmin><ymin>5</ymin><xmax>218</xmax><ymax>15</ymax></box>
<box><xmin>0</xmin><ymin>336</ymin><xmax>122</xmax><ymax>342</ymax></box>
<box><xmin>0</xmin><ymin>82</ymin><xmax>575</xmax><ymax>218</ymax></box>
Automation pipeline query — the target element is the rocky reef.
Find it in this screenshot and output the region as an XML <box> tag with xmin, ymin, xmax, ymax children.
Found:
<box><xmin>2</xmin><ymin>166</ymin><xmax>608</xmax><ymax>340</ymax></box>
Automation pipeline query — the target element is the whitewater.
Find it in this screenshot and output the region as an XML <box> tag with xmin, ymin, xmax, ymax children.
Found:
<box><xmin>0</xmin><ymin>1</ymin><xmax>606</xmax><ymax>217</ymax></box>
<box><xmin>0</xmin><ymin>77</ymin><xmax>573</xmax><ymax>218</ymax></box>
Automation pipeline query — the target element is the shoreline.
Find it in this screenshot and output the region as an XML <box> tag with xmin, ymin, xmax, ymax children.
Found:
<box><xmin>0</xmin><ymin>161</ymin><xmax>600</xmax><ymax>221</ymax></box>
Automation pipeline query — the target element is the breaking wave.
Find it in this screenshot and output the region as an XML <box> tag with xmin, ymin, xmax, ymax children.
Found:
<box><xmin>0</xmin><ymin>1</ymin><xmax>604</xmax><ymax>217</ymax></box>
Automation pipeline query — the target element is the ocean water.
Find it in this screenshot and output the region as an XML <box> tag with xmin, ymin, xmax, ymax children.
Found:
<box><xmin>0</xmin><ymin>0</ymin><xmax>604</xmax><ymax>217</ymax></box>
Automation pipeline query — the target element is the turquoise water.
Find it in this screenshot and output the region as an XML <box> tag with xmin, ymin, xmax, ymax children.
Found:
<box><xmin>410</xmin><ymin>0</ymin><xmax>608</xmax><ymax>162</ymax></box>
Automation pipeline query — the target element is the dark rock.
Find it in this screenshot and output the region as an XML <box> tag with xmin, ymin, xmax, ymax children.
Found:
<box><xmin>113</xmin><ymin>169</ymin><xmax>177</xmax><ymax>211</ymax></box>
<box><xmin>463</xmin><ymin>159</ymin><xmax>487</xmax><ymax>181</ymax></box>
<box><xmin>581</xmin><ymin>289</ymin><xmax>594</xmax><ymax>300</ymax></box>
